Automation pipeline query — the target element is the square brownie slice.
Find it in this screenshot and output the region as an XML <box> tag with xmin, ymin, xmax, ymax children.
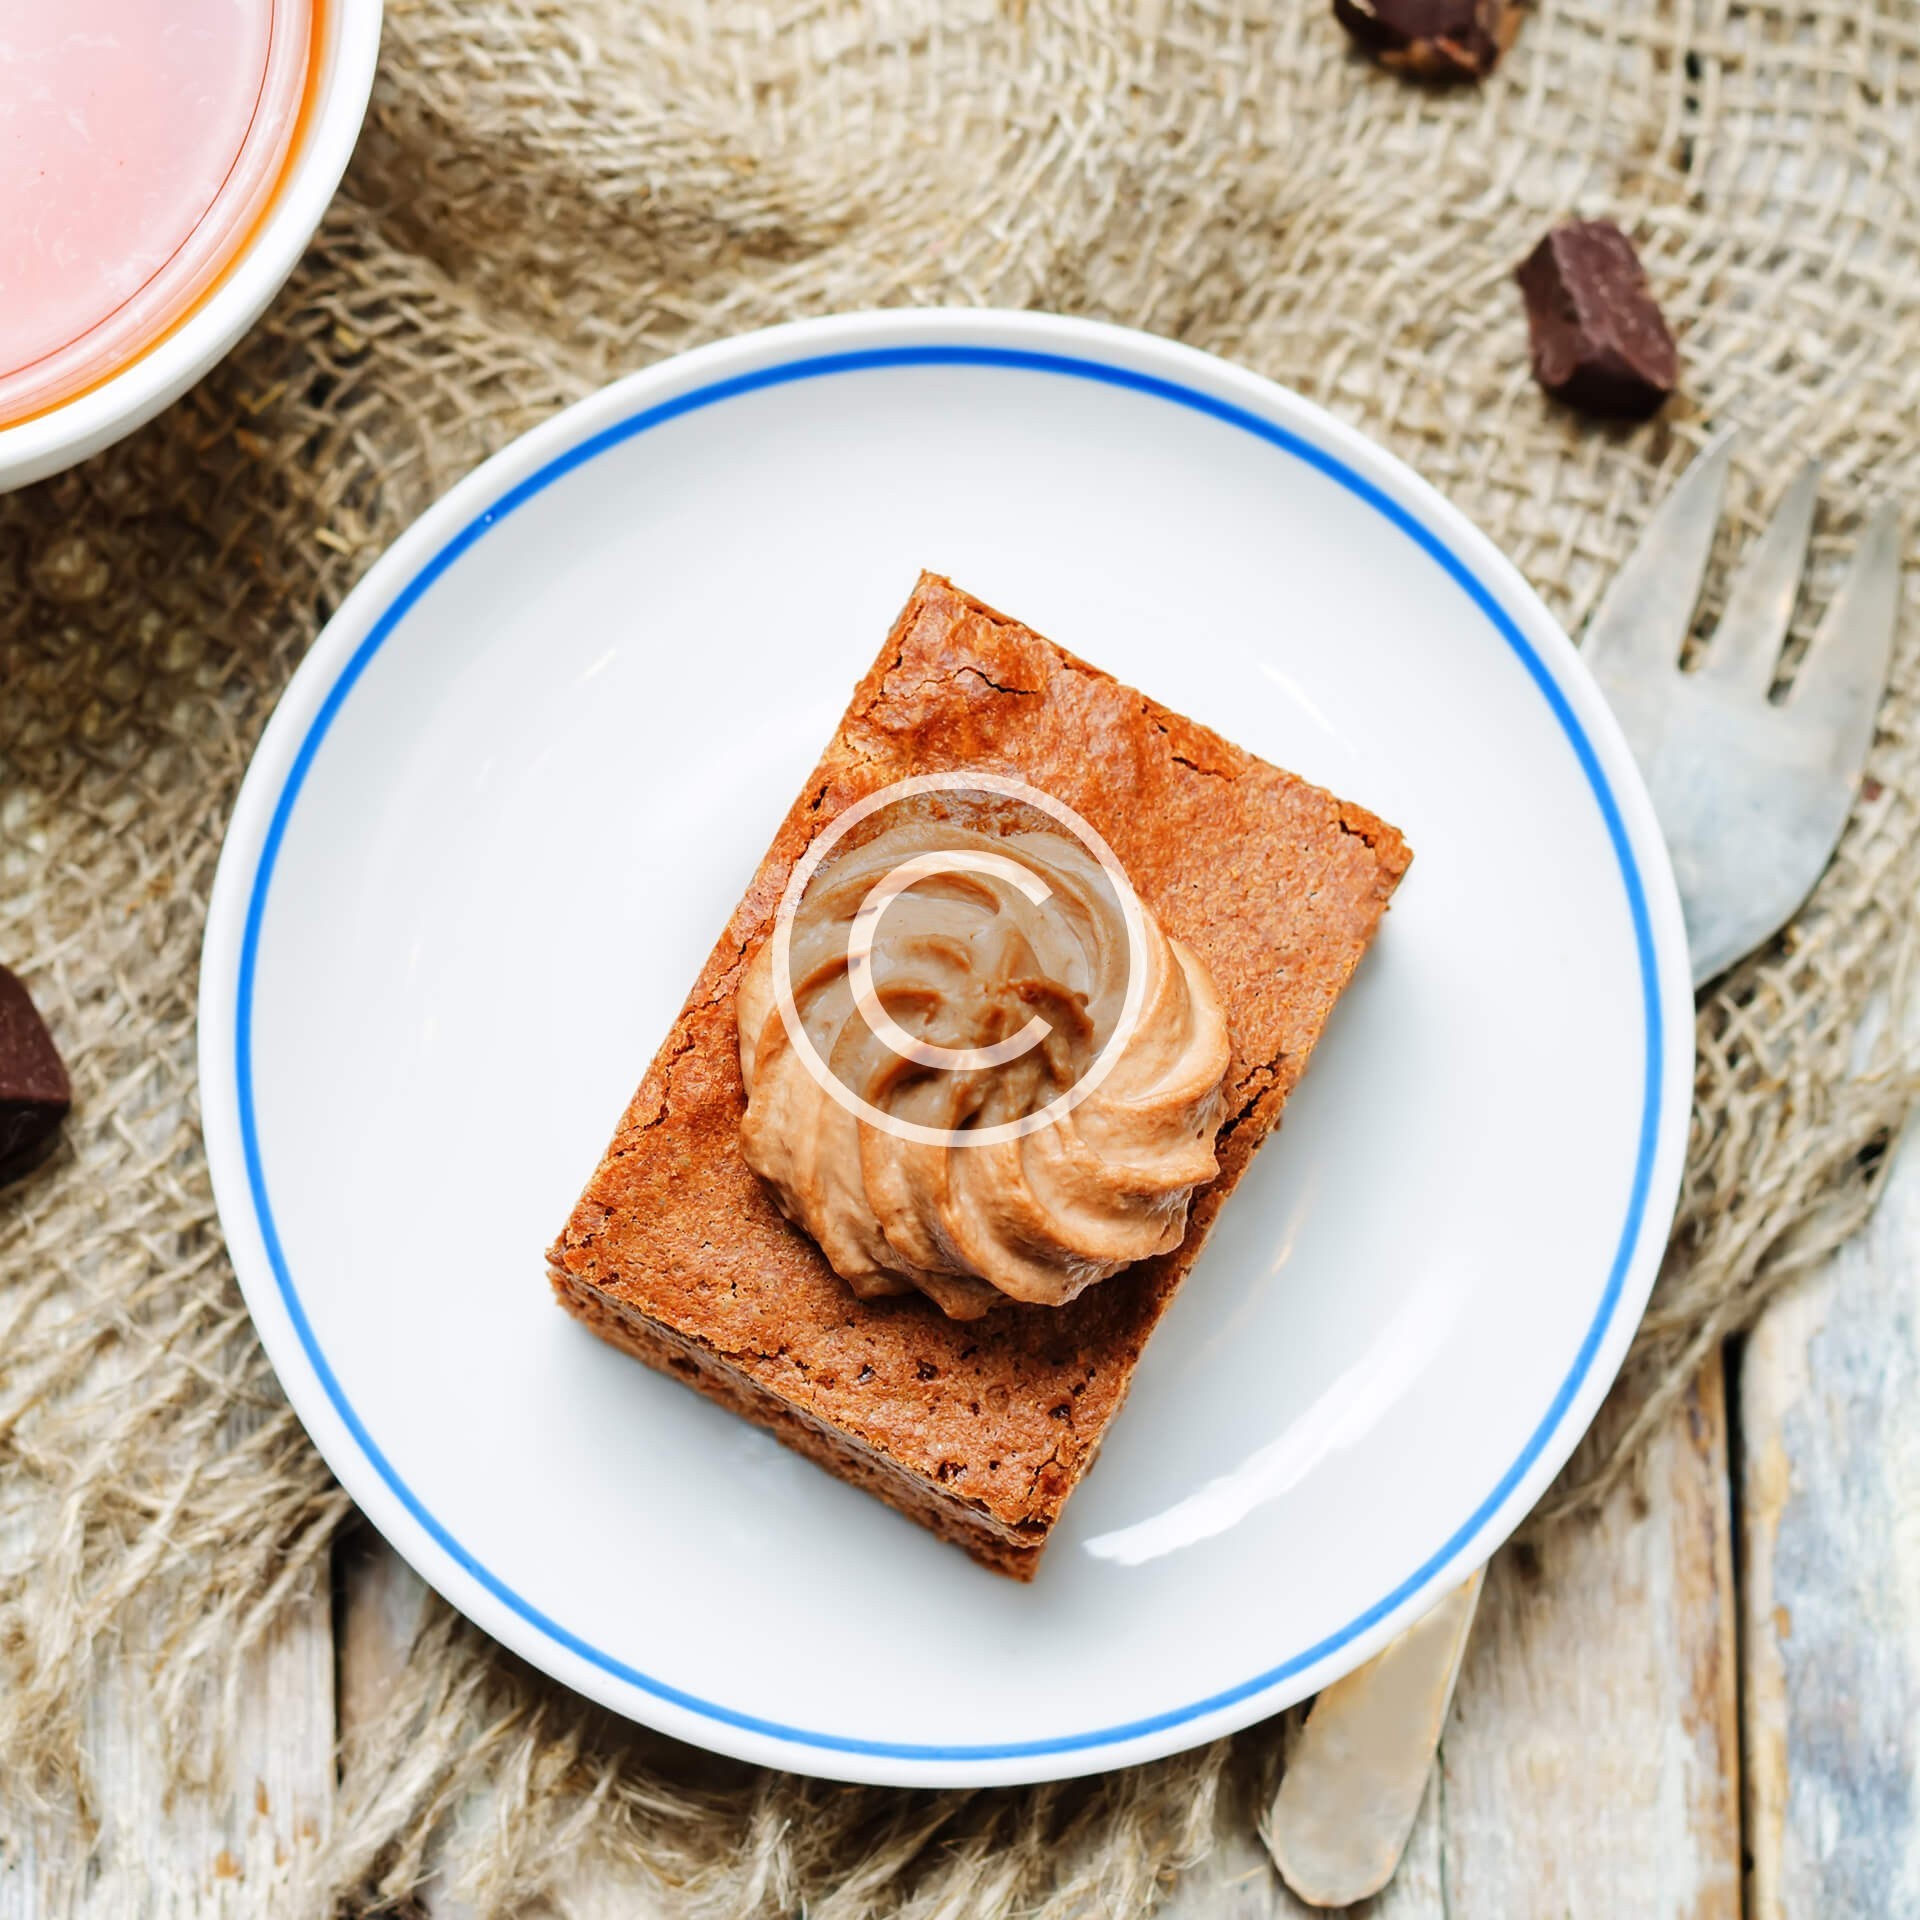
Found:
<box><xmin>549</xmin><ymin>573</ymin><xmax>1410</xmax><ymax>1578</ymax></box>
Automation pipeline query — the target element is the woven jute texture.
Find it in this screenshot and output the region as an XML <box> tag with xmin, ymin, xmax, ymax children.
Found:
<box><xmin>5</xmin><ymin>0</ymin><xmax>1919</xmax><ymax>1911</ymax></box>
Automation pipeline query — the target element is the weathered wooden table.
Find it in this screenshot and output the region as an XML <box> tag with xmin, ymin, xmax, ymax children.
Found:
<box><xmin>12</xmin><ymin>1123</ymin><xmax>1915</xmax><ymax>1916</ymax></box>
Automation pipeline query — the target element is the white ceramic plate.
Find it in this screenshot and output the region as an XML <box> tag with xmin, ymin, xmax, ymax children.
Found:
<box><xmin>199</xmin><ymin>310</ymin><xmax>1693</xmax><ymax>1787</ymax></box>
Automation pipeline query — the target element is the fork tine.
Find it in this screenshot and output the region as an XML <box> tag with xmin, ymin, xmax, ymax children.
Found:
<box><xmin>1697</xmin><ymin>460</ymin><xmax>1819</xmax><ymax>696</ymax></box>
<box><xmin>1582</xmin><ymin>427</ymin><xmax>1739</xmax><ymax>681</ymax></box>
<box><xmin>1787</xmin><ymin>500</ymin><xmax>1903</xmax><ymax>778</ymax></box>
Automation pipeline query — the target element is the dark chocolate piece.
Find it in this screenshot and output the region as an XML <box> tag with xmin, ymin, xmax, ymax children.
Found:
<box><xmin>1332</xmin><ymin>0</ymin><xmax>1506</xmax><ymax>80</ymax></box>
<box><xmin>0</xmin><ymin>966</ymin><xmax>70</xmax><ymax>1187</ymax></box>
<box><xmin>1517</xmin><ymin>220</ymin><xmax>1680</xmax><ymax>420</ymax></box>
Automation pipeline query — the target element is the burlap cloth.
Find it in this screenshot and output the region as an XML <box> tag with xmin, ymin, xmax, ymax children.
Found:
<box><xmin>5</xmin><ymin>1</ymin><xmax>1919</xmax><ymax>1911</ymax></box>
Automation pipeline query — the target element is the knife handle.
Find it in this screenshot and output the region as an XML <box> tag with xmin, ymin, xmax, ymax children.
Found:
<box><xmin>1265</xmin><ymin>1569</ymin><xmax>1485</xmax><ymax>1908</ymax></box>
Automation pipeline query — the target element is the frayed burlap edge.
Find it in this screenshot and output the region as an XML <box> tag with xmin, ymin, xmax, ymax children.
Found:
<box><xmin>6</xmin><ymin>0</ymin><xmax>1920</xmax><ymax>1911</ymax></box>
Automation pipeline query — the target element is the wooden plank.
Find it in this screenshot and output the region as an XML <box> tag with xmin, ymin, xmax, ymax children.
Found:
<box><xmin>0</xmin><ymin>1584</ymin><xmax>334</xmax><ymax>1918</ymax></box>
<box><xmin>1739</xmin><ymin>1115</ymin><xmax>1920</xmax><ymax>1919</ymax></box>
<box><xmin>1160</xmin><ymin>1731</ymin><xmax>1444</xmax><ymax>1919</ymax></box>
<box><xmin>334</xmin><ymin>1530</ymin><xmax>474</xmax><ymax>1920</ymax></box>
<box><xmin>1439</xmin><ymin>1361</ymin><xmax>1742</xmax><ymax>1919</ymax></box>
<box><xmin>337</xmin><ymin>1523</ymin><xmax>434</xmax><ymax>1748</ymax></box>
<box><xmin>336</xmin><ymin>1531</ymin><xmax>672</xmax><ymax>1920</ymax></box>
<box><xmin>0</xmin><ymin>1282</ymin><xmax>336</xmax><ymax>1920</ymax></box>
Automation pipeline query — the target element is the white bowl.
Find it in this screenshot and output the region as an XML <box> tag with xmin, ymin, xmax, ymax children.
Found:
<box><xmin>0</xmin><ymin>0</ymin><xmax>383</xmax><ymax>493</ymax></box>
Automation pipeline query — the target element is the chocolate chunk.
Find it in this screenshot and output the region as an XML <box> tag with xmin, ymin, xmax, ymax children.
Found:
<box><xmin>0</xmin><ymin>967</ymin><xmax>71</xmax><ymax>1187</ymax></box>
<box><xmin>1333</xmin><ymin>0</ymin><xmax>1507</xmax><ymax>80</ymax></box>
<box><xmin>1517</xmin><ymin>221</ymin><xmax>1679</xmax><ymax>420</ymax></box>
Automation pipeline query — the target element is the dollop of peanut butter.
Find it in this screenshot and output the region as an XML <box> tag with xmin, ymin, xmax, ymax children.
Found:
<box><xmin>736</xmin><ymin>816</ymin><xmax>1232</xmax><ymax>1319</ymax></box>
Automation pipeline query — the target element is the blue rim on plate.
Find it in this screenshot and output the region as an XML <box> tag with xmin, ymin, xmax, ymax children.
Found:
<box><xmin>234</xmin><ymin>343</ymin><xmax>1664</xmax><ymax>1763</ymax></box>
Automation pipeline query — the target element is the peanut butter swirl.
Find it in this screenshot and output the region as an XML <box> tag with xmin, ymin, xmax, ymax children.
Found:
<box><xmin>736</xmin><ymin>816</ymin><xmax>1232</xmax><ymax>1319</ymax></box>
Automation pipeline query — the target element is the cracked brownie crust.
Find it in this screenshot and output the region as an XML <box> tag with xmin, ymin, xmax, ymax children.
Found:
<box><xmin>548</xmin><ymin>573</ymin><xmax>1411</xmax><ymax>1578</ymax></box>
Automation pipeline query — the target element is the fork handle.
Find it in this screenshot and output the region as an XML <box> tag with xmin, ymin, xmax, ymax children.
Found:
<box><xmin>1265</xmin><ymin>1569</ymin><xmax>1485</xmax><ymax>1907</ymax></box>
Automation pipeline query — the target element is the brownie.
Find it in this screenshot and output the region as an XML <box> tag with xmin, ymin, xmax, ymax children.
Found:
<box><xmin>548</xmin><ymin>574</ymin><xmax>1411</xmax><ymax>1578</ymax></box>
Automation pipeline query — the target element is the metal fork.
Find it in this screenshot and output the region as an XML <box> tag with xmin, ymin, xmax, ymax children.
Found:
<box><xmin>1586</xmin><ymin>431</ymin><xmax>1902</xmax><ymax>983</ymax></box>
<box><xmin>1265</xmin><ymin>431</ymin><xmax>1903</xmax><ymax>1908</ymax></box>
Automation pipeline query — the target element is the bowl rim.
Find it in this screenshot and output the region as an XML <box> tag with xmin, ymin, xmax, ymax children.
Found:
<box><xmin>0</xmin><ymin>0</ymin><xmax>384</xmax><ymax>492</ymax></box>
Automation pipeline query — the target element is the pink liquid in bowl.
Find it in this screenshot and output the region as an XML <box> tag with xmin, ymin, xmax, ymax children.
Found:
<box><xmin>0</xmin><ymin>0</ymin><xmax>312</xmax><ymax>426</ymax></box>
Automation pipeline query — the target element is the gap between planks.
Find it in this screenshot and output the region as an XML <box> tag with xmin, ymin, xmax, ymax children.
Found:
<box><xmin>1162</xmin><ymin>1358</ymin><xmax>1742</xmax><ymax>1919</ymax></box>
